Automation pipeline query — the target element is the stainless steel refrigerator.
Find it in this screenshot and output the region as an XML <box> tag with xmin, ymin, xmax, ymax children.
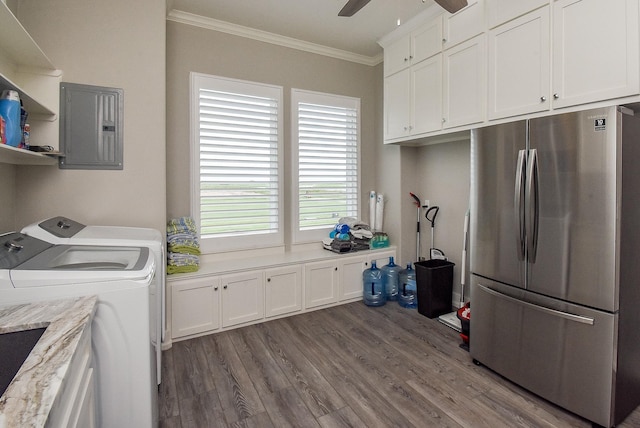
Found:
<box><xmin>469</xmin><ymin>106</ymin><xmax>640</xmax><ymax>427</ymax></box>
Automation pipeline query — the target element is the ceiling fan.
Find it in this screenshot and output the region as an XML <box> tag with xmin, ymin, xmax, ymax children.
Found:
<box><xmin>338</xmin><ymin>0</ymin><xmax>469</xmax><ymax>17</ymax></box>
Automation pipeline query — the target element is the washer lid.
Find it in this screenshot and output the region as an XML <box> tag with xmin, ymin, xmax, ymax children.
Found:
<box><xmin>0</xmin><ymin>233</ymin><xmax>53</xmax><ymax>270</ymax></box>
<box><xmin>22</xmin><ymin>216</ymin><xmax>162</xmax><ymax>246</ymax></box>
<box><xmin>10</xmin><ymin>245</ymin><xmax>155</xmax><ymax>287</ymax></box>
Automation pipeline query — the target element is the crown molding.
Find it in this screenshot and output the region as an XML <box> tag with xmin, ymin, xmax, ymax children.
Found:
<box><xmin>167</xmin><ymin>10</ymin><xmax>383</xmax><ymax>66</ymax></box>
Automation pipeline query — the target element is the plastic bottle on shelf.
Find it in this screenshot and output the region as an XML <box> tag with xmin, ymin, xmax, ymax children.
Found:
<box><xmin>0</xmin><ymin>90</ymin><xmax>22</xmax><ymax>147</ymax></box>
<box><xmin>363</xmin><ymin>260</ymin><xmax>386</xmax><ymax>307</ymax></box>
<box><xmin>381</xmin><ymin>256</ymin><xmax>400</xmax><ymax>301</ymax></box>
<box><xmin>398</xmin><ymin>262</ymin><xmax>417</xmax><ymax>309</ymax></box>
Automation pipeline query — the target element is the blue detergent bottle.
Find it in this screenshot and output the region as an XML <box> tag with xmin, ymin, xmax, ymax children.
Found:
<box><xmin>0</xmin><ymin>90</ymin><xmax>21</xmax><ymax>147</ymax></box>
<box><xmin>363</xmin><ymin>260</ymin><xmax>386</xmax><ymax>307</ymax></box>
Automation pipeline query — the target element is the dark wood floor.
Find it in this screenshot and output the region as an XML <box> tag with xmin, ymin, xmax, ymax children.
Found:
<box><xmin>159</xmin><ymin>302</ymin><xmax>640</xmax><ymax>427</ymax></box>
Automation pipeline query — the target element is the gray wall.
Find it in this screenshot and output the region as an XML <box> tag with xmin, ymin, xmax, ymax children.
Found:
<box><xmin>0</xmin><ymin>0</ymin><xmax>167</xmax><ymax>233</ymax></box>
<box><xmin>166</xmin><ymin>21</ymin><xmax>383</xmax><ymax>247</ymax></box>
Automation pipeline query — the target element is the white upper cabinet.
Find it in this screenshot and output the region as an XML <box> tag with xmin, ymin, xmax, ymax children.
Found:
<box><xmin>384</xmin><ymin>16</ymin><xmax>443</xmax><ymax>77</ymax></box>
<box><xmin>442</xmin><ymin>0</ymin><xmax>485</xmax><ymax>50</ymax></box>
<box><xmin>443</xmin><ymin>35</ymin><xmax>486</xmax><ymax>128</ymax></box>
<box><xmin>411</xmin><ymin>16</ymin><xmax>444</xmax><ymax>64</ymax></box>
<box><xmin>412</xmin><ymin>54</ymin><xmax>444</xmax><ymax>134</ymax></box>
<box><xmin>488</xmin><ymin>6</ymin><xmax>551</xmax><ymax>119</ymax></box>
<box><xmin>384</xmin><ymin>54</ymin><xmax>443</xmax><ymax>140</ymax></box>
<box><xmin>552</xmin><ymin>0</ymin><xmax>640</xmax><ymax>109</ymax></box>
<box><xmin>382</xmin><ymin>0</ymin><xmax>640</xmax><ymax>144</ymax></box>
<box><xmin>486</xmin><ymin>0</ymin><xmax>549</xmax><ymax>29</ymax></box>
<box><xmin>384</xmin><ymin>69</ymin><xmax>412</xmax><ymax>140</ymax></box>
<box><xmin>384</xmin><ymin>34</ymin><xmax>412</xmax><ymax>77</ymax></box>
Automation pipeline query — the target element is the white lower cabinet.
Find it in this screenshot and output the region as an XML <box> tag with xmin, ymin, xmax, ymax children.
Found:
<box><xmin>169</xmin><ymin>249</ymin><xmax>396</xmax><ymax>340</ymax></box>
<box><xmin>171</xmin><ymin>277</ymin><xmax>220</xmax><ymax>339</ymax></box>
<box><xmin>338</xmin><ymin>256</ymin><xmax>366</xmax><ymax>301</ymax></box>
<box><xmin>47</xmin><ymin>321</ymin><xmax>96</xmax><ymax>428</ymax></box>
<box><xmin>265</xmin><ymin>265</ymin><xmax>302</xmax><ymax>318</ymax></box>
<box><xmin>304</xmin><ymin>260</ymin><xmax>339</xmax><ymax>309</ymax></box>
<box><xmin>221</xmin><ymin>270</ymin><xmax>264</xmax><ymax>328</ymax></box>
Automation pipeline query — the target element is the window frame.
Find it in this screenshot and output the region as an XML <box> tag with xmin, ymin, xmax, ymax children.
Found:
<box><xmin>290</xmin><ymin>88</ymin><xmax>362</xmax><ymax>244</ymax></box>
<box><xmin>190</xmin><ymin>72</ymin><xmax>285</xmax><ymax>254</ymax></box>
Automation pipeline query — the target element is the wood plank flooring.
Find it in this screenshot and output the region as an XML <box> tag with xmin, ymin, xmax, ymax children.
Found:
<box><xmin>159</xmin><ymin>302</ymin><xmax>640</xmax><ymax>427</ymax></box>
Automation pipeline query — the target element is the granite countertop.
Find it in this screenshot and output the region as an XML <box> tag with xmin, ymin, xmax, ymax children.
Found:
<box><xmin>0</xmin><ymin>296</ymin><xmax>97</xmax><ymax>427</ymax></box>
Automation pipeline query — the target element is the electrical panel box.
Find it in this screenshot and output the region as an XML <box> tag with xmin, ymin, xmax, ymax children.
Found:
<box><xmin>59</xmin><ymin>82</ymin><xmax>123</xmax><ymax>170</ymax></box>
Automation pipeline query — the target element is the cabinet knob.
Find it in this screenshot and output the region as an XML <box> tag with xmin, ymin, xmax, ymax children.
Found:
<box><xmin>214</xmin><ymin>286</ymin><xmax>218</xmax><ymax>291</ymax></box>
<box><xmin>442</xmin><ymin>38</ymin><xmax>447</xmax><ymax>43</ymax></box>
<box><xmin>409</xmin><ymin>55</ymin><xmax>413</xmax><ymax>60</ymax></box>
<box><xmin>334</xmin><ymin>267</ymin><xmax>338</xmax><ymax>271</ymax></box>
<box><xmin>267</xmin><ymin>278</ymin><xmax>271</xmax><ymax>282</ymax></box>
<box><xmin>404</xmin><ymin>57</ymin><xmax>409</xmax><ymax>62</ymax></box>
<box><xmin>223</xmin><ymin>285</ymin><xmax>228</xmax><ymax>289</ymax></box>
<box><xmin>553</xmin><ymin>93</ymin><xmax>559</xmax><ymax>99</ymax></box>
<box><xmin>540</xmin><ymin>96</ymin><xmax>546</xmax><ymax>102</ymax></box>
<box><xmin>442</xmin><ymin>118</ymin><xmax>446</xmax><ymax>123</ymax></box>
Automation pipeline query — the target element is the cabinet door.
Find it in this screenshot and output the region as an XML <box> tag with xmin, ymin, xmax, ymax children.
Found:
<box><xmin>552</xmin><ymin>0</ymin><xmax>640</xmax><ymax>109</ymax></box>
<box><xmin>486</xmin><ymin>0</ymin><xmax>548</xmax><ymax>29</ymax></box>
<box><xmin>488</xmin><ymin>7</ymin><xmax>550</xmax><ymax>120</ymax></box>
<box><xmin>339</xmin><ymin>256</ymin><xmax>365</xmax><ymax>301</ymax></box>
<box><xmin>384</xmin><ymin>69</ymin><xmax>411</xmax><ymax>140</ymax></box>
<box><xmin>221</xmin><ymin>271</ymin><xmax>264</xmax><ymax>328</ymax></box>
<box><xmin>442</xmin><ymin>0</ymin><xmax>485</xmax><ymax>50</ymax></box>
<box><xmin>171</xmin><ymin>277</ymin><xmax>220</xmax><ymax>339</ymax></box>
<box><xmin>412</xmin><ymin>16</ymin><xmax>443</xmax><ymax>64</ymax></box>
<box><xmin>304</xmin><ymin>260</ymin><xmax>339</xmax><ymax>308</ymax></box>
<box><xmin>265</xmin><ymin>265</ymin><xmax>302</xmax><ymax>318</ymax></box>
<box><xmin>412</xmin><ymin>54</ymin><xmax>443</xmax><ymax>134</ymax></box>
<box><xmin>443</xmin><ymin>35</ymin><xmax>486</xmax><ymax>128</ymax></box>
<box><xmin>384</xmin><ymin>34</ymin><xmax>411</xmax><ymax>76</ymax></box>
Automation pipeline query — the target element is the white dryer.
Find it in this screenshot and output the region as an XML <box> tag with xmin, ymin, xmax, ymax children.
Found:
<box><xmin>0</xmin><ymin>232</ymin><xmax>158</xmax><ymax>428</ymax></box>
<box><xmin>22</xmin><ymin>216</ymin><xmax>165</xmax><ymax>385</ymax></box>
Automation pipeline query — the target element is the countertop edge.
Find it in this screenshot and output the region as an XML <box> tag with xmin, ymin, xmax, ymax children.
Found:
<box><xmin>0</xmin><ymin>295</ymin><xmax>98</xmax><ymax>427</ymax></box>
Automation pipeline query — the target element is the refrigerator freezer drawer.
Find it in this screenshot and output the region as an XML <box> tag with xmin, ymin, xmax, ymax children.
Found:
<box><xmin>470</xmin><ymin>276</ymin><xmax>616</xmax><ymax>427</ymax></box>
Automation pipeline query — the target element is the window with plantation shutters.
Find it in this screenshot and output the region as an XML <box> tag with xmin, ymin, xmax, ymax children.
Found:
<box><xmin>292</xmin><ymin>89</ymin><xmax>360</xmax><ymax>243</ymax></box>
<box><xmin>191</xmin><ymin>73</ymin><xmax>284</xmax><ymax>252</ymax></box>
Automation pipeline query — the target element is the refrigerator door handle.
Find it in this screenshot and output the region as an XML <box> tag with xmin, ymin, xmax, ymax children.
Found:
<box><xmin>515</xmin><ymin>150</ymin><xmax>527</xmax><ymax>261</ymax></box>
<box><xmin>477</xmin><ymin>284</ymin><xmax>595</xmax><ymax>325</ymax></box>
<box><xmin>526</xmin><ymin>149</ymin><xmax>540</xmax><ymax>263</ymax></box>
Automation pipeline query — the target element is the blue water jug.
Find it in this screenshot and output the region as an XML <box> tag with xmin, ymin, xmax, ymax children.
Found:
<box><xmin>363</xmin><ymin>260</ymin><xmax>386</xmax><ymax>307</ymax></box>
<box><xmin>0</xmin><ymin>90</ymin><xmax>21</xmax><ymax>147</ymax></box>
<box><xmin>381</xmin><ymin>256</ymin><xmax>400</xmax><ymax>301</ymax></box>
<box><xmin>398</xmin><ymin>263</ymin><xmax>417</xmax><ymax>309</ymax></box>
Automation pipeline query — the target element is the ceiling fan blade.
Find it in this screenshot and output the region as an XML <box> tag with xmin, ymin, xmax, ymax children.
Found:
<box><xmin>434</xmin><ymin>0</ymin><xmax>468</xmax><ymax>14</ymax></box>
<box><xmin>338</xmin><ymin>0</ymin><xmax>372</xmax><ymax>17</ymax></box>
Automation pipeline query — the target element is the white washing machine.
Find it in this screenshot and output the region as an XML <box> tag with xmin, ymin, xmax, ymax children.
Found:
<box><xmin>0</xmin><ymin>232</ymin><xmax>158</xmax><ymax>428</ymax></box>
<box><xmin>21</xmin><ymin>216</ymin><xmax>165</xmax><ymax>385</ymax></box>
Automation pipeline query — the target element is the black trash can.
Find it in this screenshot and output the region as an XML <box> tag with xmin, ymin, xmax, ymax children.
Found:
<box><xmin>414</xmin><ymin>259</ymin><xmax>455</xmax><ymax>318</ymax></box>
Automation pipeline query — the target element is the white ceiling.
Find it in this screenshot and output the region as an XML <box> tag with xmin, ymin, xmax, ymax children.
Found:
<box><xmin>168</xmin><ymin>0</ymin><xmax>439</xmax><ymax>59</ymax></box>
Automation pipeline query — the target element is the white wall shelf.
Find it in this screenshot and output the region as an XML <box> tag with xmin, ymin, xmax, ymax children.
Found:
<box><xmin>0</xmin><ymin>3</ymin><xmax>55</xmax><ymax>70</ymax></box>
<box><xmin>0</xmin><ymin>144</ymin><xmax>58</xmax><ymax>165</ymax></box>
<box><xmin>0</xmin><ymin>1</ymin><xmax>61</xmax><ymax>164</ymax></box>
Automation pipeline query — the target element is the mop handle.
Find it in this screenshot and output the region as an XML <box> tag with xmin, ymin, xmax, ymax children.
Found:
<box><xmin>410</xmin><ymin>193</ymin><xmax>421</xmax><ymax>260</ymax></box>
